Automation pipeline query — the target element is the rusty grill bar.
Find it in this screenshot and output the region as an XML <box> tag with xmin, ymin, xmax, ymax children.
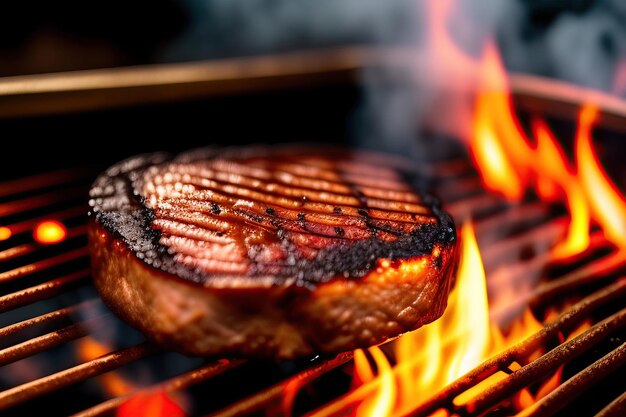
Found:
<box><xmin>0</xmin><ymin>155</ymin><xmax>624</xmax><ymax>417</ymax></box>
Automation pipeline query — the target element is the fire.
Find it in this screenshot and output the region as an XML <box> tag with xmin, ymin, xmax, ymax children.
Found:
<box><xmin>348</xmin><ymin>223</ymin><xmax>546</xmax><ymax>417</ymax></box>
<box><xmin>118</xmin><ymin>391</ymin><xmax>185</xmax><ymax>417</ymax></box>
<box><xmin>531</xmin><ymin>119</ymin><xmax>590</xmax><ymax>258</ymax></box>
<box><xmin>394</xmin><ymin>222</ymin><xmax>491</xmax><ymax>412</ymax></box>
<box><xmin>513</xmin><ymin>317</ymin><xmax>591</xmax><ymax>411</ymax></box>
<box><xmin>76</xmin><ymin>337</ymin><xmax>134</xmax><ymax>397</ymax></box>
<box><xmin>470</xmin><ymin>45</ymin><xmax>626</xmax><ymax>256</ymax></box>
<box><xmin>470</xmin><ymin>44</ymin><xmax>528</xmax><ymax>202</ymax></box>
<box><xmin>78</xmin><ymin>337</ymin><xmax>187</xmax><ymax>417</ymax></box>
<box><xmin>33</xmin><ymin>220</ymin><xmax>67</xmax><ymax>244</ymax></box>
<box><xmin>576</xmin><ymin>105</ymin><xmax>626</xmax><ymax>249</ymax></box>
<box><xmin>333</xmin><ymin>1</ymin><xmax>625</xmax><ymax>416</ymax></box>
<box><xmin>355</xmin><ymin>347</ymin><xmax>396</xmax><ymax>417</ymax></box>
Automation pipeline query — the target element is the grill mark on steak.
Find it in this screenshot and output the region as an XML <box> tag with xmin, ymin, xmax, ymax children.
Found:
<box><xmin>89</xmin><ymin>146</ymin><xmax>455</xmax><ymax>288</ymax></box>
<box><xmin>160</xmin><ymin>167</ymin><xmax>430</xmax><ymax>214</ymax></box>
<box><xmin>196</xmin><ymin>159</ymin><xmax>420</xmax><ymax>201</ymax></box>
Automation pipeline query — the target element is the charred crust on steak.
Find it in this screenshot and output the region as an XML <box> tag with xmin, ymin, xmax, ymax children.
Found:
<box><xmin>89</xmin><ymin>145</ymin><xmax>456</xmax><ymax>289</ymax></box>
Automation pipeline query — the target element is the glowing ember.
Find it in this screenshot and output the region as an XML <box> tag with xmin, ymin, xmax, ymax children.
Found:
<box><xmin>33</xmin><ymin>220</ymin><xmax>67</xmax><ymax>244</ymax></box>
<box><xmin>77</xmin><ymin>338</ymin><xmax>186</xmax><ymax>416</ymax></box>
<box><xmin>117</xmin><ymin>391</ymin><xmax>185</xmax><ymax>417</ymax></box>
<box><xmin>0</xmin><ymin>226</ymin><xmax>11</xmax><ymax>241</ymax></box>
<box><xmin>76</xmin><ymin>338</ymin><xmax>134</xmax><ymax>397</ymax></box>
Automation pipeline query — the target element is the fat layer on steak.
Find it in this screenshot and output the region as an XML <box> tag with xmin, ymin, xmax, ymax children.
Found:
<box><xmin>88</xmin><ymin>146</ymin><xmax>457</xmax><ymax>359</ymax></box>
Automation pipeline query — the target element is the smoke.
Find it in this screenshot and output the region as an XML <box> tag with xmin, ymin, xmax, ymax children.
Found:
<box><xmin>160</xmin><ymin>0</ymin><xmax>626</xmax><ymax>154</ymax></box>
<box><xmin>162</xmin><ymin>0</ymin><xmax>416</xmax><ymax>61</ymax></box>
<box><xmin>498</xmin><ymin>0</ymin><xmax>626</xmax><ymax>94</ymax></box>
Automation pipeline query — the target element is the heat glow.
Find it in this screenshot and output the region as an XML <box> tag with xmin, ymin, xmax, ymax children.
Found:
<box><xmin>33</xmin><ymin>220</ymin><xmax>67</xmax><ymax>244</ymax></box>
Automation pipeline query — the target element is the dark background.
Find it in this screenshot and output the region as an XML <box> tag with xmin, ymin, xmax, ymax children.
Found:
<box><xmin>1</xmin><ymin>1</ymin><xmax>625</xmax><ymax>93</ymax></box>
<box><xmin>0</xmin><ymin>0</ymin><xmax>624</xmax><ymax>183</ymax></box>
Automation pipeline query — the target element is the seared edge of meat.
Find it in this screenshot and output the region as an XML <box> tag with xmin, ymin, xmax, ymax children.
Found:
<box><xmin>89</xmin><ymin>222</ymin><xmax>457</xmax><ymax>358</ymax></box>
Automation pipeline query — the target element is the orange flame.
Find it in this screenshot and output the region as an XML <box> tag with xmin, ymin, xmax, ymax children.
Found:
<box><xmin>470</xmin><ymin>43</ymin><xmax>626</xmax><ymax>257</ymax></box>
<box><xmin>34</xmin><ymin>220</ymin><xmax>67</xmax><ymax>244</ymax></box>
<box><xmin>396</xmin><ymin>222</ymin><xmax>491</xmax><ymax>412</ymax></box>
<box><xmin>346</xmin><ymin>223</ymin><xmax>548</xmax><ymax>417</ymax></box>
<box><xmin>576</xmin><ymin>105</ymin><xmax>626</xmax><ymax>250</ymax></box>
<box><xmin>531</xmin><ymin>119</ymin><xmax>590</xmax><ymax>258</ymax></box>
<box><xmin>78</xmin><ymin>338</ymin><xmax>186</xmax><ymax>416</ymax></box>
<box><xmin>470</xmin><ymin>44</ymin><xmax>526</xmax><ymax>201</ymax></box>
<box><xmin>340</xmin><ymin>1</ymin><xmax>625</xmax><ymax>416</ymax></box>
<box><xmin>355</xmin><ymin>347</ymin><xmax>396</xmax><ymax>417</ymax></box>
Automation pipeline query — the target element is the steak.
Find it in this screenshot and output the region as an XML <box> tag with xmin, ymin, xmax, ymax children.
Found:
<box><xmin>88</xmin><ymin>145</ymin><xmax>457</xmax><ymax>359</ymax></box>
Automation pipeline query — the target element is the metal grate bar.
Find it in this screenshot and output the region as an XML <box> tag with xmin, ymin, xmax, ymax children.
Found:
<box><xmin>0</xmin><ymin>225</ymin><xmax>87</xmax><ymax>263</ymax></box>
<box><xmin>481</xmin><ymin>217</ymin><xmax>566</xmax><ymax>265</ymax></box>
<box><xmin>464</xmin><ymin>306</ymin><xmax>626</xmax><ymax>416</ymax></box>
<box><xmin>436</xmin><ymin>177</ymin><xmax>484</xmax><ymax>201</ymax></box>
<box><xmin>532</xmin><ymin>251</ymin><xmax>626</xmax><ymax>307</ymax></box>
<box><xmin>409</xmin><ymin>278</ymin><xmax>626</xmax><ymax>416</ymax></box>
<box><xmin>0</xmin><ymin>300</ymin><xmax>96</xmax><ymax>338</ymax></box>
<box><xmin>0</xmin><ymin>169</ymin><xmax>90</xmax><ymax>199</ymax></box>
<box><xmin>0</xmin><ymin>322</ymin><xmax>90</xmax><ymax>367</ymax></box>
<box><xmin>474</xmin><ymin>201</ymin><xmax>549</xmax><ymax>238</ymax></box>
<box><xmin>446</xmin><ymin>194</ymin><xmax>505</xmax><ymax>220</ymax></box>
<box><xmin>596</xmin><ymin>390</ymin><xmax>626</xmax><ymax>417</ymax></box>
<box><xmin>0</xmin><ymin>342</ymin><xmax>158</xmax><ymax>410</ymax></box>
<box><xmin>515</xmin><ymin>342</ymin><xmax>626</xmax><ymax>417</ymax></box>
<box><xmin>0</xmin><ymin>247</ymin><xmax>89</xmax><ymax>284</ymax></box>
<box><xmin>207</xmin><ymin>352</ymin><xmax>354</xmax><ymax>417</ymax></box>
<box><xmin>72</xmin><ymin>359</ymin><xmax>246</xmax><ymax>417</ymax></box>
<box><xmin>0</xmin><ymin>186</ymin><xmax>88</xmax><ymax>218</ymax></box>
<box><xmin>0</xmin><ymin>268</ymin><xmax>90</xmax><ymax>313</ymax></box>
<box><xmin>5</xmin><ymin>206</ymin><xmax>86</xmax><ymax>236</ymax></box>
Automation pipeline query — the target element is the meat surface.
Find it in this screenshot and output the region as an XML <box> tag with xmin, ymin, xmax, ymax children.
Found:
<box><xmin>88</xmin><ymin>145</ymin><xmax>457</xmax><ymax>359</ymax></box>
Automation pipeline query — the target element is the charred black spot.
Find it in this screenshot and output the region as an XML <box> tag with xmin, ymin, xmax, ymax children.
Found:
<box><xmin>297</xmin><ymin>213</ymin><xmax>306</xmax><ymax>229</ymax></box>
<box><xmin>368</xmin><ymin>221</ymin><xmax>403</xmax><ymax>236</ymax></box>
<box><xmin>357</xmin><ymin>209</ymin><xmax>369</xmax><ymax>217</ymax></box>
<box><xmin>240</xmin><ymin>210</ymin><xmax>264</xmax><ymax>223</ymax></box>
<box><xmin>269</xmin><ymin>218</ymin><xmax>281</xmax><ymax>228</ymax></box>
<box><xmin>434</xmin><ymin>254</ymin><xmax>443</xmax><ymax>269</ymax></box>
<box><xmin>266</xmin><ymin>207</ymin><xmax>275</xmax><ymax>215</ymax></box>
<box><xmin>355</xmin><ymin>190</ymin><xmax>368</xmax><ymax>206</ymax></box>
<box><xmin>335</xmin><ymin>227</ymin><xmax>345</xmax><ymax>237</ymax></box>
<box><xmin>333</xmin><ymin>207</ymin><xmax>342</xmax><ymax>214</ymax></box>
<box><xmin>210</xmin><ymin>203</ymin><xmax>221</xmax><ymax>215</ymax></box>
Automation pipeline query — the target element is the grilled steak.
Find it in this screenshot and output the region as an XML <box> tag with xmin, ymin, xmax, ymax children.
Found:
<box><xmin>88</xmin><ymin>146</ymin><xmax>457</xmax><ymax>359</ymax></box>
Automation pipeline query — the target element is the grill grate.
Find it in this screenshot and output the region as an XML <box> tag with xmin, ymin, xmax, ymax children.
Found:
<box><xmin>0</xmin><ymin>156</ymin><xmax>624</xmax><ymax>417</ymax></box>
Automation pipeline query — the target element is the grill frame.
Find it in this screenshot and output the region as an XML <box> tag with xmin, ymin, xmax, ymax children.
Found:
<box><xmin>0</xmin><ymin>51</ymin><xmax>625</xmax><ymax>417</ymax></box>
